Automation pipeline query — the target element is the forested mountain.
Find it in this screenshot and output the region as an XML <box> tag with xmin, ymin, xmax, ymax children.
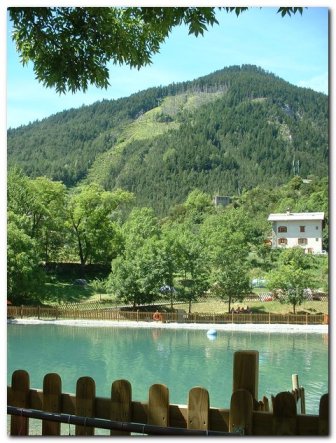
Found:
<box><xmin>8</xmin><ymin>65</ymin><xmax>328</xmax><ymax>215</ymax></box>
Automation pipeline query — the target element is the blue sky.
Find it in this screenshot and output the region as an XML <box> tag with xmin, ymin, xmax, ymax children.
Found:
<box><xmin>5</xmin><ymin>6</ymin><xmax>329</xmax><ymax>129</ymax></box>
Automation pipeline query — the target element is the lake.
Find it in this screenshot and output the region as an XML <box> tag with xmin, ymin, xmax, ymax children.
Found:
<box><xmin>7</xmin><ymin>323</ymin><xmax>328</xmax><ymax>418</ymax></box>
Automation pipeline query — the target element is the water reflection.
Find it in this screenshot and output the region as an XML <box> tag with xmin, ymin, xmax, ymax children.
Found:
<box><xmin>7</xmin><ymin>324</ymin><xmax>328</xmax><ymax>414</ymax></box>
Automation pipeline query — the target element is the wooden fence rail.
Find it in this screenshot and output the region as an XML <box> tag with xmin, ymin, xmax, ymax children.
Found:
<box><xmin>7</xmin><ymin>351</ymin><xmax>328</xmax><ymax>436</ymax></box>
<box><xmin>7</xmin><ymin>306</ymin><xmax>328</xmax><ymax>325</ymax></box>
<box><xmin>7</xmin><ymin>406</ymin><xmax>237</xmax><ymax>436</ymax></box>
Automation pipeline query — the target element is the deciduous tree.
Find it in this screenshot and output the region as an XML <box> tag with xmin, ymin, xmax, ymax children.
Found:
<box><xmin>7</xmin><ymin>211</ymin><xmax>45</xmax><ymax>303</ymax></box>
<box><xmin>209</xmin><ymin>239</ymin><xmax>251</xmax><ymax>313</ymax></box>
<box><xmin>108</xmin><ymin>237</ymin><xmax>166</xmax><ymax>307</ymax></box>
<box><xmin>66</xmin><ymin>184</ymin><xmax>133</xmax><ymax>266</ymax></box>
<box><xmin>202</xmin><ymin>210</ymin><xmax>252</xmax><ymax>312</ymax></box>
<box><xmin>267</xmin><ymin>248</ymin><xmax>317</xmax><ymax>313</ymax></box>
<box><xmin>173</xmin><ymin>227</ymin><xmax>210</xmax><ymax>313</ymax></box>
<box><xmin>9</xmin><ymin>7</ymin><xmax>303</xmax><ymax>93</ymax></box>
<box><xmin>8</xmin><ymin>168</ymin><xmax>67</xmax><ymax>262</ymax></box>
<box><xmin>267</xmin><ymin>265</ymin><xmax>315</xmax><ymax>314</ymax></box>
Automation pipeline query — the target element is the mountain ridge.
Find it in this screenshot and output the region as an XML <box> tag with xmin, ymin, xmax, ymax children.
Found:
<box><xmin>7</xmin><ymin>65</ymin><xmax>328</xmax><ymax>215</ymax></box>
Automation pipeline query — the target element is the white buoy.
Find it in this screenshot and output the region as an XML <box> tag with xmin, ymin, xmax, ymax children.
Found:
<box><xmin>206</xmin><ymin>328</ymin><xmax>217</xmax><ymax>336</ymax></box>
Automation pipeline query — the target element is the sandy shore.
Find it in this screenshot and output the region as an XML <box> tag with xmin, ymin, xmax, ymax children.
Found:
<box><xmin>8</xmin><ymin>318</ymin><xmax>328</xmax><ymax>334</ymax></box>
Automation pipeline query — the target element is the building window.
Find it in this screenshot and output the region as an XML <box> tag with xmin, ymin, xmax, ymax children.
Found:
<box><xmin>278</xmin><ymin>226</ymin><xmax>287</xmax><ymax>233</ymax></box>
<box><xmin>300</xmin><ymin>226</ymin><xmax>305</xmax><ymax>232</ymax></box>
<box><xmin>316</xmin><ymin>226</ymin><xmax>319</xmax><ymax>230</ymax></box>
<box><xmin>298</xmin><ymin>238</ymin><xmax>308</xmax><ymax>245</ymax></box>
<box><xmin>278</xmin><ymin>238</ymin><xmax>288</xmax><ymax>246</ymax></box>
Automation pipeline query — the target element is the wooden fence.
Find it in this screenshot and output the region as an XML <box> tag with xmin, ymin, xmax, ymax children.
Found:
<box><xmin>7</xmin><ymin>351</ymin><xmax>328</xmax><ymax>436</ymax></box>
<box><xmin>7</xmin><ymin>305</ymin><xmax>328</xmax><ymax>325</ymax></box>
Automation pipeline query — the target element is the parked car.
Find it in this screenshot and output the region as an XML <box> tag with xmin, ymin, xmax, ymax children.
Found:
<box><xmin>73</xmin><ymin>279</ymin><xmax>87</xmax><ymax>286</ymax></box>
<box><xmin>251</xmin><ymin>278</ymin><xmax>267</xmax><ymax>288</ymax></box>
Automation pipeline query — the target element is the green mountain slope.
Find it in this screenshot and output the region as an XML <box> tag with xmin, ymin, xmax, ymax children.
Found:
<box><xmin>7</xmin><ymin>65</ymin><xmax>328</xmax><ymax>215</ymax></box>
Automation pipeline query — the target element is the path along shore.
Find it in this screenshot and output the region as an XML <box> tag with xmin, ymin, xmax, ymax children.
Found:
<box><xmin>8</xmin><ymin>318</ymin><xmax>328</xmax><ymax>334</ymax></box>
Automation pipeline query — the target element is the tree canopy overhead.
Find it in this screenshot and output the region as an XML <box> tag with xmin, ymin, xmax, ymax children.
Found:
<box><xmin>9</xmin><ymin>7</ymin><xmax>304</xmax><ymax>93</ymax></box>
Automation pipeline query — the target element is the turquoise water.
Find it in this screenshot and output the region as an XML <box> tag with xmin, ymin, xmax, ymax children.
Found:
<box><xmin>7</xmin><ymin>324</ymin><xmax>328</xmax><ymax>416</ymax></box>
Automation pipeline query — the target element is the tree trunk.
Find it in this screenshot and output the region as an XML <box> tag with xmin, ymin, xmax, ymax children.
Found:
<box><xmin>44</xmin><ymin>235</ymin><xmax>49</xmax><ymax>264</ymax></box>
<box><xmin>74</xmin><ymin>225</ymin><xmax>86</xmax><ymax>266</ymax></box>
<box><xmin>228</xmin><ymin>296</ymin><xmax>232</xmax><ymax>314</ymax></box>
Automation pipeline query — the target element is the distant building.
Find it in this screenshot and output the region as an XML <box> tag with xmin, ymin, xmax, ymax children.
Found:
<box><xmin>268</xmin><ymin>211</ymin><xmax>324</xmax><ymax>254</ymax></box>
<box><xmin>213</xmin><ymin>195</ymin><xmax>231</xmax><ymax>207</ymax></box>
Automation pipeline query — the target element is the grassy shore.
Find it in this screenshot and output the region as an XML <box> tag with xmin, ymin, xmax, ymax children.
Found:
<box><xmin>42</xmin><ymin>279</ymin><xmax>328</xmax><ymax>315</ymax></box>
<box><xmin>175</xmin><ymin>299</ymin><xmax>328</xmax><ymax>315</ymax></box>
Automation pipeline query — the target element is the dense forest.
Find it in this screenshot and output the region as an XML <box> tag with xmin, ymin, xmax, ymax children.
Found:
<box><xmin>8</xmin><ymin>65</ymin><xmax>328</xmax><ymax>216</ymax></box>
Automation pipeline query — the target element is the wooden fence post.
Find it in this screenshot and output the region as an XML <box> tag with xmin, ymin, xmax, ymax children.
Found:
<box><xmin>300</xmin><ymin>387</ymin><xmax>306</xmax><ymax>414</ymax></box>
<box><xmin>232</xmin><ymin>351</ymin><xmax>259</xmax><ymax>402</ymax></box>
<box><xmin>291</xmin><ymin>373</ymin><xmax>299</xmax><ymax>405</ymax></box>
<box><xmin>272</xmin><ymin>392</ymin><xmax>297</xmax><ymax>435</ymax></box>
<box><xmin>10</xmin><ymin>370</ymin><xmax>30</xmax><ymax>435</ymax></box>
<box><xmin>110</xmin><ymin>379</ymin><xmax>132</xmax><ymax>436</ymax></box>
<box><xmin>42</xmin><ymin>373</ymin><xmax>62</xmax><ymax>435</ymax></box>
<box><xmin>291</xmin><ymin>374</ymin><xmax>306</xmax><ymax>414</ymax></box>
<box><xmin>229</xmin><ymin>389</ymin><xmax>253</xmax><ymax>435</ymax></box>
<box><xmin>75</xmin><ymin>376</ymin><xmax>96</xmax><ymax>436</ymax></box>
<box><xmin>318</xmin><ymin>393</ymin><xmax>328</xmax><ymax>435</ymax></box>
<box><xmin>148</xmin><ymin>384</ymin><xmax>169</xmax><ymax>427</ymax></box>
<box><xmin>187</xmin><ymin>387</ymin><xmax>209</xmax><ymax>431</ymax></box>
<box><xmin>262</xmin><ymin>395</ymin><xmax>270</xmax><ymax>411</ymax></box>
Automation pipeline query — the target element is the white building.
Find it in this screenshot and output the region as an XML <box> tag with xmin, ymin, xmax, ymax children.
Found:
<box><xmin>268</xmin><ymin>211</ymin><xmax>325</xmax><ymax>254</ymax></box>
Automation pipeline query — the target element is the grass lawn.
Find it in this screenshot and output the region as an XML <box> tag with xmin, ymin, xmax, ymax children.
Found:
<box><xmin>43</xmin><ymin>278</ymin><xmax>117</xmax><ymax>305</ymax></box>
<box><xmin>41</xmin><ymin>277</ymin><xmax>328</xmax><ymax>315</ymax></box>
<box><xmin>43</xmin><ymin>281</ymin><xmax>95</xmax><ymax>304</ymax></box>
<box><xmin>176</xmin><ymin>299</ymin><xmax>328</xmax><ymax>315</ymax></box>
